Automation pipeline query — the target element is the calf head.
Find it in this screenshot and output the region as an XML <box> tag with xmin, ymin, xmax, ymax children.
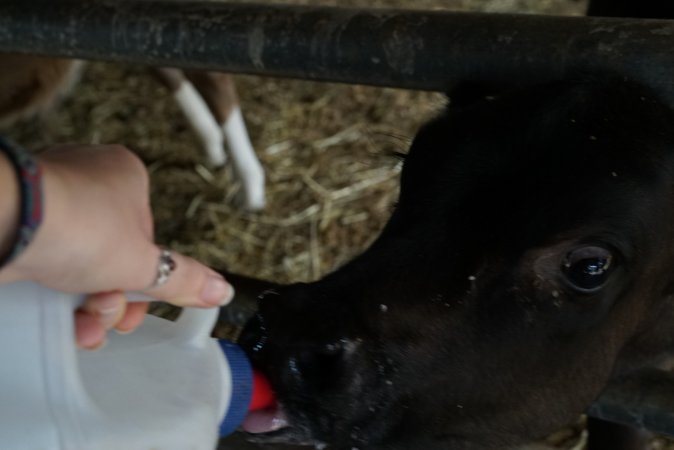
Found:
<box><xmin>240</xmin><ymin>79</ymin><xmax>674</xmax><ymax>449</ymax></box>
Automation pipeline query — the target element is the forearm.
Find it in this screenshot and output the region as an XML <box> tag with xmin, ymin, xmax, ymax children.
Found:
<box><xmin>0</xmin><ymin>151</ymin><xmax>20</xmax><ymax>260</ymax></box>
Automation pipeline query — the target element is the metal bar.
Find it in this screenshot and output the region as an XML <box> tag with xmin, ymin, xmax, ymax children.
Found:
<box><xmin>216</xmin><ymin>271</ymin><xmax>277</xmax><ymax>327</ymax></box>
<box><xmin>589</xmin><ymin>369</ymin><xmax>674</xmax><ymax>437</ymax></box>
<box><xmin>1</xmin><ymin>1</ymin><xmax>674</xmax><ymax>101</ymax></box>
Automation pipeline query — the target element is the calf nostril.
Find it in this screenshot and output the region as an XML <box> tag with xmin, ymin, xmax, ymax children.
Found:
<box><xmin>320</xmin><ymin>341</ymin><xmax>344</xmax><ymax>357</ymax></box>
<box><xmin>299</xmin><ymin>343</ymin><xmax>344</xmax><ymax>369</ymax></box>
<box><xmin>284</xmin><ymin>340</ymin><xmax>349</xmax><ymax>388</ymax></box>
<box><xmin>239</xmin><ymin>313</ymin><xmax>268</xmax><ymax>355</ymax></box>
<box><xmin>288</xmin><ymin>356</ymin><xmax>302</xmax><ymax>377</ymax></box>
<box><xmin>312</xmin><ymin>342</ymin><xmax>346</xmax><ymax>372</ymax></box>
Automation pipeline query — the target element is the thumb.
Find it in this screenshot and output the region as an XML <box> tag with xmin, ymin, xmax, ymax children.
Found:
<box><xmin>141</xmin><ymin>249</ymin><xmax>234</xmax><ymax>308</ymax></box>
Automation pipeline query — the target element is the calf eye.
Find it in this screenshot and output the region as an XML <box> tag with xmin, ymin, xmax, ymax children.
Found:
<box><xmin>561</xmin><ymin>246</ymin><xmax>614</xmax><ymax>293</ymax></box>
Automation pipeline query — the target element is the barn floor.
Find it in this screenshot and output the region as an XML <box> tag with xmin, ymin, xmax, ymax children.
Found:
<box><xmin>3</xmin><ymin>0</ymin><xmax>673</xmax><ymax>449</ymax></box>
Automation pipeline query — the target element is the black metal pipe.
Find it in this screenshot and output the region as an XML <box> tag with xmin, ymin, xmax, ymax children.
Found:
<box><xmin>216</xmin><ymin>271</ymin><xmax>278</xmax><ymax>327</ymax></box>
<box><xmin>1</xmin><ymin>1</ymin><xmax>674</xmax><ymax>102</ymax></box>
<box><xmin>589</xmin><ymin>369</ymin><xmax>674</xmax><ymax>438</ymax></box>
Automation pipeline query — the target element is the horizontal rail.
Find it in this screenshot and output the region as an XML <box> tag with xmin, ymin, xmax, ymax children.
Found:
<box><xmin>589</xmin><ymin>368</ymin><xmax>674</xmax><ymax>438</ymax></box>
<box><xmin>1</xmin><ymin>2</ymin><xmax>674</xmax><ymax>103</ymax></box>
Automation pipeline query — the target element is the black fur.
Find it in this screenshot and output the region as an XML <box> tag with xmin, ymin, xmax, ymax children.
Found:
<box><xmin>239</xmin><ymin>1</ymin><xmax>674</xmax><ymax>448</ymax></box>
<box><xmin>240</xmin><ymin>78</ymin><xmax>674</xmax><ymax>449</ymax></box>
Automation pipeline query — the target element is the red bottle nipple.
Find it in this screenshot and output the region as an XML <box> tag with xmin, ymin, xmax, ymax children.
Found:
<box><xmin>249</xmin><ymin>369</ymin><xmax>276</xmax><ymax>411</ymax></box>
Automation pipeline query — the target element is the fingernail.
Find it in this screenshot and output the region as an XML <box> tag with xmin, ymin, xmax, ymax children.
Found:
<box><xmin>79</xmin><ymin>338</ymin><xmax>107</xmax><ymax>351</ymax></box>
<box><xmin>114</xmin><ymin>327</ymin><xmax>135</xmax><ymax>335</ymax></box>
<box><xmin>201</xmin><ymin>276</ymin><xmax>235</xmax><ymax>306</ymax></box>
<box><xmin>96</xmin><ymin>297</ymin><xmax>124</xmax><ymax>329</ymax></box>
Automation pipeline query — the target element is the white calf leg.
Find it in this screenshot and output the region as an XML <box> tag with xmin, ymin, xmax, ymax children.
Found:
<box><xmin>223</xmin><ymin>106</ymin><xmax>266</xmax><ymax>210</ymax></box>
<box><xmin>172</xmin><ymin>80</ymin><xmax>227</xmax><ymax>167</ymax></box>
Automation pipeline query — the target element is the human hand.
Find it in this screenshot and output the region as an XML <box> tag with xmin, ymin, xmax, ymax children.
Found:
<box><xmin>0</xmin><ymin>144</ymin><xmax>233</xmax><ymax>349</ymax></box>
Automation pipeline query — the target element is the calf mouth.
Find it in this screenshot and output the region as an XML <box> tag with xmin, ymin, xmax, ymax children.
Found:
<box><xmin>235</xmin><ymin>313</ymin><xmax>319</xmax><ymax>446</ymax></box>
<box><xmin>242</xmin><ymin>403</ymin><xmax>319</xmax><ymax>447</ymax></box>
<box><xmin>228</xmin><ymin>282</ymin><xmax>361</xmax><ymax>448</ymax></box>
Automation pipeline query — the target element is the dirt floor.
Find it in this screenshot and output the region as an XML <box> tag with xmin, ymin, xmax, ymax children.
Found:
<box><xmin>3</xmin><ymin>0</ymin><xmax>673</xmax><ymax>449</ymax></box>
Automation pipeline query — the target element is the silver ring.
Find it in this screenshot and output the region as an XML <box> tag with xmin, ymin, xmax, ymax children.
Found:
<box><xmin>153</xmin><ymin>248</ymin><xmax>176</xmax><ymax>287</ymax></box>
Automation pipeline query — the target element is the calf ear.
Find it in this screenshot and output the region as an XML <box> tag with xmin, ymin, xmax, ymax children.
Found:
<box><xmin>447</xmin><ymin>81</ymin><xmax>515</xmax><ymax>108</ymax></box>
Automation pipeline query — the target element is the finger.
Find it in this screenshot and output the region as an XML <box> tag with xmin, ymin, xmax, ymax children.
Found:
<box><xmin>74</xmin><ymin>310</ymin><xmax>106</xmax><ymax>350</ymax></box>
<box><xmin>143</xmin><ymin>250</ymin><xmax>234</xmax><ymax>308</ymax></box>
<box><xmin>115</xmin><ymin>301</ymin><xmax>149</xmax><ymax>334</ymax></box>
<box><xmin>82</xmin><ymin>291</ymin><xmax>127</xmax><ymax>330</ymax></box>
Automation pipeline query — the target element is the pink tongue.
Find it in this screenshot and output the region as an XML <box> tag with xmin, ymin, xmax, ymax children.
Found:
<box><xmin>242</xmin><ymin>407</ymin><xmax>289</xmax><ymax>433</ymax></box>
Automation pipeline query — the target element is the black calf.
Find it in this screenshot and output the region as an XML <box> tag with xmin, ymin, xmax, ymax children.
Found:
<box><xmin>240</xmin><ymin>77</ymin><xmax>674</xmax><ymax>449</ymax></box>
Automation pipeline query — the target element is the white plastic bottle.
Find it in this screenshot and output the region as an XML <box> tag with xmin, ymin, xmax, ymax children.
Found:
<box><xmin>0</xmin><ymin>281</ymin><xmax>258</xmax><ymax>450</ymax></box>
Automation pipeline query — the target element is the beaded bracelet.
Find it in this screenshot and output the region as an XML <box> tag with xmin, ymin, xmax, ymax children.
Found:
<box><xmin>0</xmin><ymin>136</ymin><xmax>43</xmax><ymax>267</ymax></box>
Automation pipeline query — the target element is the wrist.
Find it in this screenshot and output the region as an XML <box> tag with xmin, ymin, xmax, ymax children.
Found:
<box><xmin>0</xmin><ymin>156</ymin><xmax>69</xmax><ymax>284</ymax></box>
<box><xmin>0</xmin><ymin>138</ymin><xmax>46</xmax><ymax>283</ymax></box>
<box><xmin>0</xmin><ymin>151</ymin><xmax>20</xmax><ymax>260</ymax></box>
